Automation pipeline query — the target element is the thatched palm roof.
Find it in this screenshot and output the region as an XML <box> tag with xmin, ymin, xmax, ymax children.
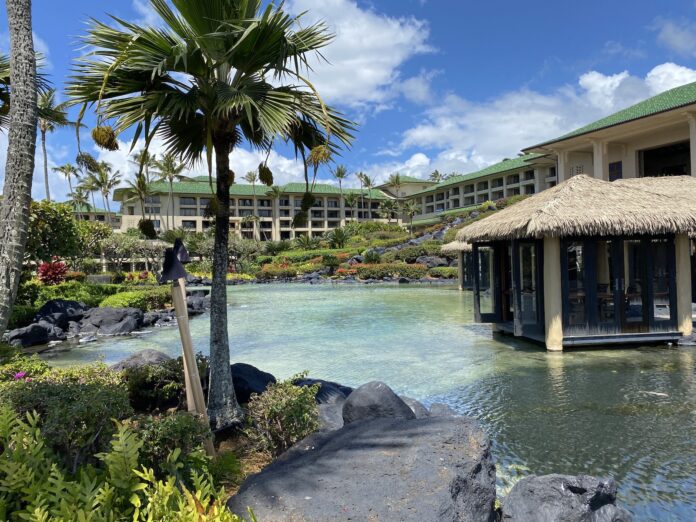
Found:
<box><xmin>441</xmin><ymin>240</ymin><xmax>472</xmax><ymax>253</ymax></box>
<box><xmin>456</xmin><ymin>174</ymin><xmax>696</xmax><ymax>242</ymax></box>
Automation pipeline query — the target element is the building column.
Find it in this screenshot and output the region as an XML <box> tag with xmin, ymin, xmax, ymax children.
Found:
<box><xmin>556</xmin><ymin>150</ymin><xmax>566</xmax><ymax>183</ymax></box>
<box><xmin>543</xmin><ymin>236</ymin><xmax>564</xmax><ymax>351</ymax></box>
<box><xmin>676</xmin><ymin>234</ymin><xmax>693</xmax><ymax>336</ymax></box>
<box><xmin>591</xmin><ymin>140</ymin><xmax>608</xmax><ymax>181</ymax></box>
<box><xmin>457</xmin><ymin>251</ymin><xmax>465</xmax><ymax>291</ymax></box>
<box><xmin>688</xmin><ymin>114</ymin><xmax>696</xmax><ymax>177</ymax></box>
<box><xmin>534</xmin><ymin>168</ymin><xmax>541</xmax><ymax>194</ymax></box>
<box><xmin>340</xmin><ymin>193</ymin><xmax>346</xmax><ymax>227</ymax></box>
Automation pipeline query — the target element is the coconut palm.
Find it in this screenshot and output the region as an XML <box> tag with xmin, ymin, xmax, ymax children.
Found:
<box><xmin>153</xmin><ymin>152</ymin><xmax>188</xmax><ymax>230</ymax></box>
<box><xmin>379</xmin><ymin>199</ymin><xmax>398</xmax><ymax>224</ymax></box>
<box><xmin>93</xmin><ymin>161</ymin><xmax>122</xmax><ymax>217</ymax></box>
<box><xmin>0</xmin><ymin>0</ymin><xmax>38</xmax><ymax>333</ymax></box>
<box><xmin>0</xmin><ymin>51</ymin><xmax>49</xmax><ymax>131</ymax></box>
<box><xmin>37</xmin><ymin>89</ymin><xmax>76</xmax><ymax>201</ymax></box>
<box><xmin>66</xmin><ymin>0</ymin><xmax>353</xmax><ymax>426</ymax></box>
<box><xmin>68</xmin><ymin>186</ymin><xmax>90</xmax><ymax>220</ymax></box>
<box><xmin>387</xmin><ymin>172</ymin><xmax>402</xmax><ymax>201</ymax></box>
<box><xmin>78</xmin><ymin>172</ymin><xmax>100</xmax><ymax>214</ymax></box>
<box><xmin>429</xmin><ymin>170</ymin><xmax>444</xmax><ymax>183</ymax></box>
<box><xmin>52</xmin><ymin>163</ymin><xmax>80</xmax><ymax>198</ymax></box>
<box><xmin>124</xmin><ymin>172</ymin><xmax>153</xmax><ymax>222</ymax></box>
<box><xmin>131</xmin><ymin>149</ymin><xmax>157</xmax><ymax>182</ymax></box>
<box><xmin>400</xmin><ymin>199</ymin><xmax>420</xmax><ymax>237</ymax></box>
<box><xmin>362</xmin><ymin>174</ymin><xmax>376</xmax><ymax>219</ymax></box>
<box><xmin>344</xmin><ymin>193</ymin><xmax>358</xmax><ymax>222</ymax></box>
<box><xmin>332</xmin><ymin>164</ymin><xmax>347</xmax><ymax>199</ymax></box>
<box><xmin>356</xmin><ymin>171</ymin><xmax>366</xmax><ymax>217</ymax></box>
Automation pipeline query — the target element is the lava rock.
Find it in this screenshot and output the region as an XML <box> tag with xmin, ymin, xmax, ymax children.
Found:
<box><xmin>227</xmin><ymin>416</ymin><xmax>497</xmax><ymax>521</ymax></box>
<box><xmin>143</xmin><ymin>310</ymin><xmax>174</xmax><ymax>327</ymax></box>
<box><xmin>187</xmin><ymin>295</ymin><xmax>210</xmax><ymax>316</ymax></box>
<box><xmin>416</xmin><ymin>255</ymin><xmax>449</xmax><ymax>268</ymax></box>
<box><xmin>342</xmin><ymin>381</ymin><xmax>415</xmax><ymax>424</ymax></box>
<box><xmin>398</xmin><ymin>277</ymin><xmax>411</xmax><ymax>284</ymax></box>
<box><xmin>79</xmin><ymin>307</ymin><xmax>144</xmax><ymax>336</ymax></box>
<box><xmin>230</xmin><ymin>363</ymin><xmax>277</xmax><ymax>404</ymax></box>
<box><xmin>34</xmin><ymin>299</ymin><xmax>90</xmax><ymax>326</ymax></box>
<box><xmin>110</xmin><ymin>349</ymin><xmax>172</xmax><ymax>371</ymax></box>
<box><xmin>347</xmin><ymin>255</ymin><xmax>364</xmax><ymax>265</ymax></box>
<box><xmin>430</xmin><ymin>403</ymin><xmax>459</xmax><ymax>417</ymax></box>
<box><xmin>6</xmin><ymin>321</ymin><xmax>66</xmax><ymax>347</ymax></box>
<box><xmin>318</xmin><ymin>399</ymin><xmax>345</xmax><ymax>431</ymax></box>
<box><xmin>401</xmin><ymin>396</ymin><xmax>430</xmax><ymax>418</ymax></box>
<box><xmin>449</xmin><ymin>258</ymin><xmax>459</xmax><ymax>267</ymax></box>
<box><xmin>294</xmin><ymin>377</ymin><xmax>353</xmax><ymax>404</ymax></box>
<box><xmin>502</xmin><ymin>474</ymin><xmax>633</xmax><ymax>522</ymax></box>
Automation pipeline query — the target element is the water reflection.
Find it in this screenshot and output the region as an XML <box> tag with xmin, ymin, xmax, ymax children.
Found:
<box><xmin>42</xmin><ymin>284</ymin><xmax>696</xmax><ymax>520</ymax></box>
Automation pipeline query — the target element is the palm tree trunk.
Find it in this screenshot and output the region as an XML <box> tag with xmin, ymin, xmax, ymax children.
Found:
<box><xmin>41</xmin><ymin>128</ymin><xmax>50</xmax><ymax>201</ymax></box>
<box><xmin>208</xmin><ymin>138</ymin><xmax>242</xmax><ymax>429</ymax></box>
<box><xmin>0</xmin><ymin>0</ymin><xmax>37</xmax><ymax>334</ymax></box>
<box><xmin>168</xmin><ymin>179</ymin><xmax>174</xmax><ymax>230</ymax></box>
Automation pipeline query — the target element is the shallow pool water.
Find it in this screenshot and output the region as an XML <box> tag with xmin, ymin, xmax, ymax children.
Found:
<box><xmin>43</xmin><ymin>283</ymin><xmax>696</xmax><ymax>520</ymax></box>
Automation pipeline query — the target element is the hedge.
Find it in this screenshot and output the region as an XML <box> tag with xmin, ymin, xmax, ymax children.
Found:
<box><xmin>268</xmin><ymin>248</ymin><xmax>359</xmax><ymax>264</ymax></box>
<box><xmin>257</xmin><ymin>265</ymin><xmax>298</xmax><ymax>280</ymax></box>
<box><xmin>381</xmin><ymin>241</ymin><xmax>449</xmax><ymax>263</ymax></box>
<box><xmin>428</xmin><ymin>267</ymin><xmax>458</xmax><ymax>279</ymax></box>
<box><xmin>18</xmin><ymin>280</ymin><xmax>125</xmax><ymax>308</ymax></box>
<box><xmin>355</xmin><ymin>263</ymin><xmax>427</xmax><ymax>280</ymax></box>
<box><xmin>99</xmin><ymin>287</ymin><xmax>171</xmax><ymax>311</ymax></box>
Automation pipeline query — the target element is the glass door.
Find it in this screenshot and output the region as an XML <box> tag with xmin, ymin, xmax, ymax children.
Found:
<box><xmin>621</xmin><ymin>239</ymin><xmax>649</xmax><ymax>333</ymax></box>
<box><xmin>473</xmin><ymin>244</ymin><xmax>501</xmax><ymax>323</ymax></box>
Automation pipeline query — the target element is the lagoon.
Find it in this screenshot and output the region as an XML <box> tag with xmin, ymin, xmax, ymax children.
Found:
<box><xmin>43</xmin><ymin>283</ymin><xmax>696</xmax><ymax>520</ymax></box>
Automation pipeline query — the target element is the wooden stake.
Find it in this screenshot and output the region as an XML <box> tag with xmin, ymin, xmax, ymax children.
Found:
<box><xmin>172</xmin><ymin>277</ymin><xmax>216</xmax><ymax>457</ymax></box>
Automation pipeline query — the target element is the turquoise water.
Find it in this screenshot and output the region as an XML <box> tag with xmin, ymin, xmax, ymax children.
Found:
<box><xmin>43</xmin><ymin>284</ymin><xmax>696</xmax><ymax>520</ymax></box>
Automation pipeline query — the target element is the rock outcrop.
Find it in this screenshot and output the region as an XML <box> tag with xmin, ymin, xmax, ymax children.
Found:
<box><xmin>79</xmin><ymin>307</ymin><xmax>144</xmax><ymax>336</ymax></box>
<box><xmin>342</xmin><ymin>380</ymin><xmax>416</xmax><ymax>424</ymax></box>
<box><xmin>502</xmin><ymin>474</ymin><xmax>633</xmax><ymax>521</ymax></box>
<box><xmin>110</xmin><ymin>349</ymin><xmax>172</xmax><ymax>371</ymax></box>
<box><xmin>230</xmin><ymin>363</ymin><xmax>277</xmax><ymax>403</ymax></box>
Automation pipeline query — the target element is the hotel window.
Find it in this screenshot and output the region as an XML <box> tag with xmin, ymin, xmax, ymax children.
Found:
<box><xmin>477</xmin><ymin>181</ymin><xmax>488</xmax><ymax>191</ymax></box>
<box><xmin>492</xmin><ymin>179</ymin><xmax>503</xmax><ymax>188</ymax></box>
<box><xmin>258</xmin><ymin>209</ymin><xmax>272</xmax><ymax>217</ymax></box>
<box><xmin>145</xmin><ymin>196</ymin><xmax>160</xmax><ymax>204</ymax></box>
<box><xmin>609</xmin><ymin>161</ymin><xmax>623</xmax><ymax>181</ymax></box>
<box><xmin>311</xmin><ymin>221</ymin><xmax>324</xmax><ymax>228</ymax></box>
<box><xmin>451</xmin><ymin>187</ymin><xmax>460</xmax><ymax>195</ymax></box>
<box><xmin>549</xmin><ymin>166</ymin><xmax>557</xmax><ymax>178</ymax></box>
<box><xmin>180</xmin><ymin>208</ymin><xmax>197</xmax><ymax>216</ymax></box>
<box><xmin>280</xmin><ymin>209</ymin><xmax>290</xmax><ymax>217</ymax></box>
<box><xmin>294</xmin><ymin>199</ymin><xmax>303</xmax><ymax>208</ymax></box>
<box><xmin>313</xmin><ymin>200</ymin><xmax>324</xmax><ymax>207</ymax></box>
<box><xmin>258</xmin><ymin>199</ymin><xmax>271</xmax><ymax>207</ymax></box>
<box><xmin>179</xmin><ymin>197</ymin><xmax>196</xmax><ymax>206</ymax></box>
<box><xmin>328</xmin><ymin>210</ymin><xmax>340</xmax><ymax>218</ymax></box>
<box><xmin>436</xmin><ymin>193</ymin><xmax>445</xmax><ymax>201</ymax></box>
<box><xmin>311</xmin><ymin>210</ymin><xmax>324</xmax><ymax>218</ymax></box>
<box><xmin>451</xmin><ymin>199</ymin><xmax>460</xmax><ymax>208</ymax></box>
<box><xmin>151</xmin><ymin>220</ymin><xmax>161</xmax><ymax>229</ymax></box>
<box><xmin>229</xmin><ymin>209</ymin><xmax>237</xmax><ymax>217</ymax></box>
<box><xmin>239</xmin><ymin>199</ymin><xmax>253</xmax><ymax>207</ymax></box>
<box><xmin>279</xmin><ymin>198</ymin><xmax>290</xmax><ymax>206</ymax></box>
<box><xmin>239</xmin><ymin>209</ymin><xmax>253</xmax><ymax>217</ymax></box>
<box><xmin>426</xmin><ymin>205</ymin><xmax>434</xmax><ymax>213</ymax></box>
<box><xmin>260</xmin><ymin>221</ymin><xmax>272</xmax><ymax>229</ymax></box>
<box><xmin>524</xmin><ymin>185</ymin><xmax>535</xmax><ymax>195</ymax></box>
<box><xmin>199</xmin><ymin>208</ymin><xmax>208</xmax><ymax>216</ymax></box>
<box><xmin>128</xmin><ymin>206</ymin><xmax>135</xmax><ymax>215</ymax></box>
<box><xmin>229</xmin><ymin>198</ymin><xmax>236</xmax><ymax>206</ymax></box>
<box><xmin>145</xmin><ymin>206</ymin><xmax>160</xmax><ymax>214</ymax></box>
<box><xmin>199</xmin><ymin>198</ymin><xmax>211</xmax><ymax>207</ymax></box>
<box><xmin>327</xmin><ymin>199</ymin><xmax>339</xmax><ymax>208</ymax></box>
<box><xmin>524</xmin><ymin>170</ymin><xmax>535</xmax><ymax>181</ymax></box>
<box><xmin>464</xmin><ymin>184</ymin><xmax>474</xmax><ymax>194</ymax></box>
<box><xmin>507</xmin><ymin>174</ymin><xmax>519</xmax><ymax>185</ymax></box>
<box><xmin>182</xmin><ymin>220</ymin><xmax>196</xmax><ymax>230</ymax></box>
<box><xmin>426</xmin><ymin>195</ymin><xmax>434</xmax><ymax>203</ymax></box>
<box><xmin>327</xmin><ymin>221</ymin><xmax>340</xmax><ymax>228</ymax></box>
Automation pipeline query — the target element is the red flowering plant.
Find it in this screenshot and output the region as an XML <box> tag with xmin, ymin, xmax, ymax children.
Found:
<box><xmin>37</xmin><ymin>257</ymin><xmax>69</xmax><ymax>285</ymax></box>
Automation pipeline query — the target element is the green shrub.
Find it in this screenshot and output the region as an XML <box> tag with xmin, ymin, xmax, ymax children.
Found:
<box><xmin>344</xmin><ymin>221</ymin><xmax>403</xmax><ymax>235</ymax></box>
<box><xmin>0</xmin><ymin>354</ymin><xmax>50</xmax><ymax>382</ymax></box>
<box><xmin>187</xmin><ymin>259</ymin><xmax>213</xmax><ymax>273</ymax></box>
<box><xmin>326</xmin><ymin>227</ymin><xmax>351</xmax><ymax>248</ymax></box>
<box><xmin>126</xmin><ymin>412</ymin><xmax>211</xmax><ymax>478</ymax></box>
<box><xmin>382</xmin><ymin>241</ymin><xmax>449</xmax><ymax>263</ymax></box>
<box><xmin>270</xmin><ymin>248</ymin><xmax>359</xmax><ymax>264</ymax></box>
<box><xmin>294</xmin><ymin>234</ymin><xmax>321</xmax><ymax>250</ymax></box>
<box><xmin>245</xmin><ymin>374</ymin><xmax>320</xmax><ymax>455</ymax></box>
<box><xmin>0</xmin><ymin>343</ymin><xmax>19</xmax><ymax>364</ymax></box>
<box><xmin>33</xmin><ymin>281</ymin><xmax>123</xmax><ymax>307</ymax></box>
<box><xmin>355</xmin><ymin>263</ymin><xmax>428</xmax><ymax>280</ymax></box>
<box><xmin>15</xmin><ymin>278</ymin><xmax>41</xmax><ymax>306</ymax></box>
<box><xmin>257</xmin><ymin>265</ymin><xmax>298</xmax><ymax>280</ymax></box>
<box><xmin>7</xmin><ymin>304</ymin><xmax>38</xmax><ymax>329</ymax></box>
<box><xmin>264</xmin><ymin>239</ymin><xmax>293</xmax><ymax>255</ymax></box>
<box><xmin>99</xmin><ymin>287</ymin><xmax>171</xmax><ymax>311</ymax></box>
<box><xmin>120</xmin><ymin>356</ymin><xmax>188</xmax><ymax>412</ymax></box>
<box><xmin>0</xmin><ymin>363</ymin><xmax>132</xmax><ymax>471</ymax></box>
<box><xmin>428</xmin><ymin>267</ymin><xmax>458</xmax><ymax>279</ymax></box>
<box><xmin>0</xmin><ymin>407</ymin><xmax>241</xmax><ymax>521</ymax></box>
<box><xmin>363</xmin><ymin>250</ymin><xmax>381</xmax><ymax>264</ymax></box>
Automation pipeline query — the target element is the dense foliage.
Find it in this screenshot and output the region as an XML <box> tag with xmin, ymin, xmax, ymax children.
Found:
<box><xmin>36</xmin><ymin>259</ymin><xmax>68</xmax><ymax>285</ymax></box>
<box><xmin>25</xmin><ymin>201</ymin><xmax>80</xmax><ymax>262</ymax></box>
<box><xmin>428</xmin><ymin>267</ymin><xmax>458</xmax><ymax>279</ymax></box>
<box><xmin>99</xmin><ymin>287</ymin><xmax>170</xmax><ymax>311</ymax></box>
<box><xmin>354</xmin><ymin>263</ymin><xmax>428</xmax><ymax>280</ymax></box>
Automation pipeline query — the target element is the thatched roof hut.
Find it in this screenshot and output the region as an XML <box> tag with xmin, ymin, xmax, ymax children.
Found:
<box><xmin>456</xmin><ymin>174</ymin><xmax>696</xmax><ymax>242</ymax></box>
<box><xmin>441</xmin><ymin>240</ymin><xmax>472</xmax><ymax>253</ymax></box>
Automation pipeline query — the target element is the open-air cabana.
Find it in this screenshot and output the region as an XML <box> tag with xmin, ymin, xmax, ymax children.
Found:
<box><xmin>441</xmin><ymin>240</ymin><xmax>472</xmax><ymax>289</ymax></box>
<box><xmin>456</xmin><ymin>174</ymin><xmax>696</xmax><ymax>350</ymax></box>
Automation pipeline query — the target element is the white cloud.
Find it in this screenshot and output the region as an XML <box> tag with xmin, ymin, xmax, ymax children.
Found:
<box><xmin>131</xmin><ymin>0</ymin><xmax>163</xmax><ymax>27</ymax></box>
<box><xmin>377</xmin><ymin>62</ymin><xmax>696</xmax><ymax>178</ymax></box>
<box><xmin>287</xmin><ymin>0</ymin><xmax>432</xmax><ymax>109</ymax></box>
<box><xmin>652</xmin><ymin>17</ymin><xmax>696</xmax><ymax>57</ymax></box>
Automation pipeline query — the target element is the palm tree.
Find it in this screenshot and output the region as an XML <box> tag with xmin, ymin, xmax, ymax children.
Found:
<box><xmin>362</xmin><ymin>174</ymin><xmax>376</xmax><ymax>219</ymax></box>
<box><xmin>429</xmin><ymin>170</ymin><xmax>444</xmax><ymax>183</ymax></box>
<box><xmin>153</xmin><ymin>152</ymin><xmax>187</xmax><ymax>230</ymax></box>
<box><xmin>78</xmin><ymin>172</ymin><xmax>100</xmax><ymax>214</ymax></box>
<box><xmin>67</xmin><ymin>0</ymin><xmax>353</xmax><ymax>427</ymax></box>
<box><xmin>52</xmin><ymin>163</ymin><xmax>80</xmax><ymax>198</ymax></box>
<box><xmin>344</xmin><ymin>193</ymin><xmax>358</xmax><ymax>222</ymax></box>
<box><xmin>37</xmin><ymin>89</ymin><xmax>75</xmax><ymax>201</ymax></box>
<box><xmin>0</xmin><ymin>0</ymin><xmax>38</xmax><ymax>333</ymax></box>
<box><xmin>356</xmin><ymin>171</ymin><xmax>366</xmax><ymax>217</ymax></box>
<box><xmin>387</xmin><ymin>172</ymin><xmax>402</xmax><ymax>201</ymax></box>
<box><xmin>379</xmin><ymin>199</ymin><xmax>398</xmax><ymax>224</ymax></box>
<box><xmin>124</xmin><ymin>172</ymin><xmax>153</xmax><ymax>222</ymax></box>
<box><xmin>68</xmin><ymin>186</ymin><xmax>90</xmax><ymax>220</ymax></box>
<box><xmin>400</xmin><ymin>200</ymin><xmax>420</xmax><ymax>237</ymax></box>
<box><xmin>332</xmin><ymin>165</ymin><xmax>347</xmax><ymax>215</ymax></box>
<box><xmin>243</xmin><ymin>171</ymin><xmax>259</xmax><ymax>240</ymax></box>
<box><xmin>93</xmin><ymin>161</ymin><xmax>122</xmax><ymax>217</ymax></box>
<box><xmin>131</xmin><ymin>149</ymin><xmax>157</xmax><ymax>182</ymax></box>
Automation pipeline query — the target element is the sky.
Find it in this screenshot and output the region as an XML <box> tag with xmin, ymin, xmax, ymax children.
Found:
<box><xmin>2</xmin><ymin>0</ymin><xmax>696</xmax><ymax>203</ymax></box>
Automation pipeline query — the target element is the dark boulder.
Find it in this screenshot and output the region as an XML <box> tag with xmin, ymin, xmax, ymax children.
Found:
<box><xmin>416</xmin><ymin>255</ymin><xmax>449</xmax><ymax>268</ymax></box>
<box><xmin>228</xmin><ymin>416</ymin><xmax>497</xmax><ymax>521</ymax></box>
<box><xmin>79</xmin><ymin>307</ymin><xmax>144</xmax><ymax>336</ymax></box>
<box><xmin>502</xmin><ymin>474</ymin><xmax>633</xmax><ymax>522</ymax></box>
<box><xmin>110</xmin><ymin>349</ymin><xmax>173</xmax><ymax>371</ymax></box>
<box><xmin>430</xmin><ymin>402</ymin><xmax>459</xmax><ymax>417</ymax></box>
<box><xmin>143</xmin><ymin>310</ymin><xmax>175</xmax><ymax>327</ymax></box>
<box><xmin>342</xmin><ymin>381</ymin><xmax>415</xmax><ymax>424</ymax></box>
<box><xmin>230</xmin><ymin>363</ymin><xmax>276</xmax><ymax>404</ymax></box>
<box><xmin>398</xmin><ymin>276</ymin><xmax>411</xmax><ymax>284</ymax></box>
<box><xmin>294</xmin><ymin>377</ymin><xmax>353</xmax><ymax>404</ymax></box>
<box><xmin>347</xmin><ymin>255</ymin><xmax>364</xmax><ymax>265</ymax></box>
<box><xmin>6</xmin><ymin>321</ymin><xmax>66</xmax><ymax>347</ymax></box>
<box><xmin>187</xmin><ymin>295</ymin><xmax>210</xmax><ymax>316</ymax></box>
<box><xmin>401</xmin><ymin>396</ymin><xmax>430</xmax><ymax>418</ymax></box>
<box><xmin>34</xmin><ymin>299</ymin><xmax>90</xmax><ymax>326</ymax></box>
<box><xmin>318</xmin><ymin>400</ymin><xmax>345</xmax><ymax>431</ymax></box>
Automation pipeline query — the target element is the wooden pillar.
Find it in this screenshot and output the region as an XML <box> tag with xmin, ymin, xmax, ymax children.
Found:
<box><xmin>543</xmin><ymin>236</ymin><xmax>564</xmax><ymax>351</ymax></box>
<box><xmin>457</xmin><ymin>251</ymin><xmax>465</xmax><ymax>291</ymax></box>
<box><xmin>676</xmin><ymin>234</ymin><xmax>693</xmax><ymax>336</ymax></box>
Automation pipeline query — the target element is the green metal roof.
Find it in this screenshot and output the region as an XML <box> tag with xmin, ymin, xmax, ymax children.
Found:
<box><xmin>410</xmin><ymin>153</ymin><xmax>545</xmax><ymax>197</ymax></box>
<box><xmin>71</xmin><ymin>203</ymin><xmax>119</xmax><ymax>215</ymax></box>
<box><xmin>398</xmin><ymin>175</ymin><xmax>431</xmax><ymax>184</ymax></box>
<box><xmin>527</xmin><ymin>81</ymin><xmax>696</xmax><ymax>149</ymax></box>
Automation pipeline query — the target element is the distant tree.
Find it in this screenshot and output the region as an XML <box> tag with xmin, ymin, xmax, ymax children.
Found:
<box><xmin>429</xmin><ymin>170</ymin><xmax>444</xmax><ymax>183</ymax></box>
<box><xmin>400</xmin><ymin>199</ymin><xmax>420</xmax><ymax>237</ymax></box>
<box><xmin>387</xmin><ymin>172</ymin><xmax>402</xmax><ymax>201</ymax></box>
<box><xmin>25</xmin><ymin>201</ymin><xmax>80</xmax><ymax>263</ymax></box>
<box><xmin>37</xmin><ymin>88</ymin><xmax>76</xmax><ymax>201</ymax></box>
<box><xmin>361</xmin><ymin>174</ymin><xmax>376</xmax><ymax>219</ymax></box>
<box><xmin>379</xmin><ymin>199</ymin><xmax>398</xmax><ymax>223</ymax></box>
<box><xmin>67</xmin><ymin>186</ymin><xmax>89</xmax><ymax>220</ymax></box>
<box><xmin>53</xmin><ymin>163</ymin><xmax>80</xmax><ymax>200</ymax></box>
<box><xmin>344</xmin><ymin>193</ymin><xmax>359</xmax><ymax>221</ymax></box>
<box><xmin>93</xmin><ymin>161</ymin><xmax>122</xmax><ymax>217</ymax></box>
<box><xmin>153</xmin><ymin>152</ymin><xmax>188</xmax><ymax>230</ymax></box>
<box><xmin>124</xmin><ymin>172</ymin><xmax>153</xmax><ymax>221</ymax></box>
<box><xmin>332</xmin><ymin>164</ymin><xmax>347</xmax><ymax>199</ymax></box>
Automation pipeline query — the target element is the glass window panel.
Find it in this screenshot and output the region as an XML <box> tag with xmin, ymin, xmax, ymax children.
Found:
<box><xmin>519</xmin><ymin>243</ymin><xmax>537</xmax><ymax>325</ymax></box>
<box><xmin>477</xmin><ymin>246</ymin><xmax>495</xmax><ymax>315</ymax></box>
<box><xmin>596</xmin><ymin>240</ymin><xmax>616</xmax><ymax>329</ymax></box>
<box><xmin>651</xmin><ymin>239</ymin><xmax>672</xmax><ymax>324</ymax></box>
<box><xmin>566</xmin><ymin>242</ymin><xmax>586</xmax><ymax>327</ymax></box>
<box><xmin>623</xmin><ymin>240</ymin><xmax>646</xmax><ymax>331</ymax></box>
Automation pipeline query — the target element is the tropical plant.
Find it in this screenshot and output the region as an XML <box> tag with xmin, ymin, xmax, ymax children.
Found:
<box><xmin>93</xmin><ymin>161</ymin><xmax>122</xmax><ymax>217</ymax></box>
<box><xmin>37</xmin><ymin>89</ymin><xmax>76</xmax><ymax>201</ymax></box>
<box><xmin>131</xmin><ymin>149</ymin><xmax>157</xmax><ymax>181</ymax></box>
<box><xmin>0</xmin><ymin>2</ymin><xmax>38</xmax><ymax>335</ymax></box>
<box><xmin>25</xmin><ymin>201</ymin><xmax>81</xmax><ymax>263</ymax></box>
<box><xmin>53</xmin><ymin>162</ymin><xmax>80</xmax><ymax>200</ymax></box>
<box><xmin>344</xmin><ymin>192</ymin><xmax>359</xmax><ymax>221</ymax></box>
<box><xmin>294</xmin><ymin>234</ymin><xmax>321</xmax><ymax>250</ymax></box>
<box><xmin>326</xmin><ymin>227</ymin><xmax>350</xmax><ymax>248</ymax></box>
<box><xmin>400</xmin><ymin>199</ymin><xmax>421</xmax><ymax>237</ymax></box>
<box><xmin>429</xmin><ymin>169</ymin><xmax>444</xmax><ymax>183</ymax></box>
<box><xmin>387</xmin><ymin>172</ymin><xmax>402</xmax><ymax>200</ymax></box>
<box><xmin>379</xmin><ymin>199</ymin><xmax>398</xmax><ymax>223</ymax></box>
<box><xmin>67</xmin><ymin>186</ymin><xmax>90</xmax><ymax>219</ymax></box>
<box><xmin>67</xmin><ymin>0</ymin><xmax>353</xmax><ymax>429</ymax></box>
<box><xmin>332</xmin><ymin>164</ymin><xmax>347</xmax><ymax>199</ymax></box>
<box><xmin>153</xmin><ymin>152</ymin><xmax>188</xmax><ymax>230</ymax></box>
<box><xmin>356</xmin><ymin>171</ymin><xmax>366</xmax><ymax>216</ymax></box>
<box><xmin>361</xmin><ymin>173</ymin><xmax>376</xmax><ymax>219</ymax></box>
<box><xmin>125</xmin><ymin>172</ymin><xmax>153</xmax><ymax>220</ymax></box>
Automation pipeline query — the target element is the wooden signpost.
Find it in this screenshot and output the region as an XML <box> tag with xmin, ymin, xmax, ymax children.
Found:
<box><xmin>162</xmin><ymin>240</ymin><xmax>215</xmax><ymax>456</ymax></box>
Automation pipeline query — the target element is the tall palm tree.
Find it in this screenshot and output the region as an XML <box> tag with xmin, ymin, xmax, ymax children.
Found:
<box><xmin>356</xmin><ymin>171</ymin><xmax>366</xmax><ymax>217</ymax></box>
<box><xmin>400</xmin><ymin>199</ymin><xmax>420</xmax><ymax>237</ymax></box>
<box><xmin>37</xmin><ymin>88</ymin><xmax>75</xmax><ymax>201</ymax></box>
<box><xmin>52</xmin><ymin>163</ymin><xmax>80</xmax><ymax>197</ymax></box>
<box><xmin>0</xmin><ymin>0</ymin><xmax>38</xmax><ymax>333</ymax></box>
<box><xmin>379</xmin><ymin>199</ymin><xmax>398</xmax><ymax>224</ymax></box>
<box><xmin>153</xmin><ymin>152</ymin><xmax>187</xmax><ymax>230</ymax></box>
<box><xmin>332</xmin><ymin>164</ymin><xmax>347</xmax><ymax>199</ymax></box>
<box><xmin>362</xmin><ymin>174</ymin><xmax>376</xmax><ymax>219</ymax></box>
<box><xmin>243</xmin><ymin>171</ymin><xmax>259</xmax><ymax>240</ymax></box>
<box><xmin>68</xmin><ymin>186</ymin><xmax>90</xmax><ymax>220</ymax></box>
<box><xmin>124</xmin><ymin>172</ymin><xmax>152</xmax><ymax>221</ymax></box>
<box><xmin>344</xmin><ymin>192</ymin><xmax>358</xmax><ymax>222</ymax></box>
<box><xmin>78</xmin><ymin>172</ymin><xmax>100</xmax><ymax>214</ymax></box>
<box><xmin>131</xmin><ymin>149</ymin><xmax>157</xmax><ymax>182</ymax></box>
<box><xmin>67</xmin><ymin>1</ymin><xmax>353</xmax><ymax>426</ymax></box>
<box><xmin>387</xmin><ymin>172</ymin><xmax>402</xmax><ymax>201</ymax></box>
<box><xmin>429</xmin><ymin>170</ymin><xmax>444</xmax><ymax>183</ymax></box>
<box><xmin>94</xmin><ymin>161</ymin><xmax>122</xmax><ymax>217</ymax></box>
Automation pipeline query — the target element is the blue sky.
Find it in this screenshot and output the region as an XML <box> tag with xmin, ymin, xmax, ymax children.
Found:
<box><xmin>2</xmin><ymin>0</ymin><xmax>696</xmax><ymax>202</ymax></box>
